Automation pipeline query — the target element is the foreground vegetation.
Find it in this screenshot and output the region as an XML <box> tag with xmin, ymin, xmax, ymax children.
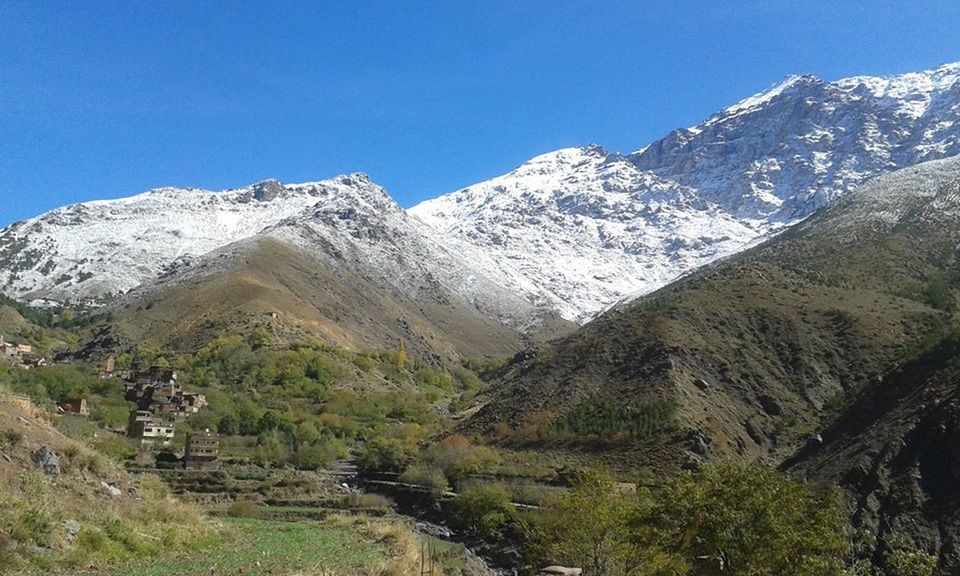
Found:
<box><xmin>0</xmin><ymin>467</ymin><xmax>221</xmax><ymax>574</ymax></box>
<box><xmin>0</xmin><ymin>298</ymin><xmax>946</xmax><ymax>575</ymax></box>
<box><xmin>103</xmin><ymin>516</ymin><xmax>426</xmax><ymax>576</ymax></box>
<box><xmin>448</xmin><ymin>462</ymin><xmax>938</xmax><ymax>576</ymax></box>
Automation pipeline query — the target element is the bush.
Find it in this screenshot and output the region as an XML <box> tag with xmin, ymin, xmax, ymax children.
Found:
<box><xmin>341</xmin><ymin>493</ymin><xmax>393</xmax><ymax>510</ymax></box>
<box><xmin>426</xmin><ymin>435</ymin><xmax>500</xmax><ymax>484</ymax></box>
<box><xmin>551</xmin><ymin>397</ymin><xmax>675</xmax><ymax>440</ymax></box>
<box><xmin>12</xmin><ymin>506</ymin><xmax>54</xmax><ymax>547</ymax></box>
<box><xmin>357</xmin><ymin>437</ymin><xmax>408</xmax><ymax>472</ymax></box>
<box><xmin>291</xmin><ymin>441</ymin><xmax>337</xmax><ymax>470</ymax></box>
<box><xmin>93</xmin><ymin>434</ymin><xmax>138</xmax><ymax>462</ymax></box>
<box><xmin>525</xmin><ymin>469</ymin><xmax>659</xmax><ymax>576</ymax></box>
<box><xmin>0</xmin><ymin>428</ymin><xmax>24</xmax><ymax>449</ymax></box>
<box><xmin>398</xmin><ymin>465</ymin><xmax>450</xmax><ymax>494</ymax></box>
<box><xmin>883</xmin><ymin>549</ymin><xmax>938</xmax><ymax>576</ymax></box>
<box><xmin>227</xmin><ymin>500</ymin><xmax>264</xmax><ymax>519</ymax></box>
<box><xmin>652</xmin><ymin>462</ymin><xmax>849</xmax><ymax>576</ymax></box>
<box><xmin>450</xmin><ymin>484</ymin><xmax>516</xmax><ymax>541</ymax></box>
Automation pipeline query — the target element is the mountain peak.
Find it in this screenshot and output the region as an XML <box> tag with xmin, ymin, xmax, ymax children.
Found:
<box><xmin>0</xmin><ymin>174</ymin><xmax>400</xmax><ymax>304</ymax></box>
<box><xmin>414</xmin><ymin>61</ymin><xmax>960</xmax><ymax>323</ymax></box>
<box><xmin>250</xmin><ymin>179</ymin><xmax>284</xmax><ymax>201</ymax></box>
<box><xmin>710</xmin><ymin>73</ymin><xmax>821</xmax><ymax>122</ymax></box>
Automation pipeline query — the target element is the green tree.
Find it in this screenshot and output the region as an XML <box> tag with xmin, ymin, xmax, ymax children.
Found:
<box><xmin>526</xmin><ymin>470</ymin><xmax>671</xmax><ymax>576</ymax></box>
<box><xmin>883</xmin><ymin>549</ymin><xmax>937</xmax><ymax>576</ymax></box>
<box><xmin>247</xmin><ymin>327</ymin><xmax>273</xmax><ymax>350</ymax></box>
<box><xmin>357</xmin><ymin>437</ymin><xmax>407</xmax><ymax>472</ymax></box>
<box><xmin>451</xmin><ymin>484</ymin><xmax>517</xmax><ymax>542</ymax></box>
<box><xmin>217</xmin><ymin>414</ymin><xmax>239</xmax><ymax>436</ymax></box>
<box><xmin>395</xmin><ymin>339</ymin><xmax>407</xmax><ymax>369</ymax></box>
<box><xmin>651</xmin><ymin>462</ymin><xmax>848</xmax><ymax>576</ymax></box>
<box><xmin>115</xmin><ymin>353</ymin><xmax>133</xmax><ymax>370</ymax></box>
<box><xmin>294</xmin><ymin>421</ymin><xmax>320</xmax><ymax>447</ymax></box>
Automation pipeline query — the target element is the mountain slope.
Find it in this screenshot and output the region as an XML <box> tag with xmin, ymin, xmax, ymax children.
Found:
<box><xmin>412</xmin><ymin>62</ymin><xmax>960</xmax><ymax>322</ymax></box>
<box><xmin>786</xmin><ymin>334</ymin><xmax>960</xmax><ymax>570</ymax></box>
<box><xmin>106</xmin><ymin>175</ymin><xmax>570</xmax><ymax>362</ymax></box>
<box><xmin>466</xmin><ymin>156</ymin><xmax>960</xmax><ymax>471</ymax></box>
<box><xmin>0</xmin><ymin>179</ymin><xmax>331</xmax><ymax>304</ymax></box>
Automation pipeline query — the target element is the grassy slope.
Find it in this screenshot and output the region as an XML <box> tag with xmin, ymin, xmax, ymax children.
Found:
<box><xmin>108</xmin><ymin>237</ymin><xmax>565</xmax><ymax>365</ymax></box>
<box><xmin>467</xmin><ymin>157</ymin><xmax>960</xmax><ymax>471</ymax></box>
<box><xmin>0</xmin><ymin>394</ymin><xmax>222</xmax><ymax>575</ymax></box>
<box><xmin>102</xmin><ymin>518</ymin><xmax>384</xmax><ymax>576</ymax></box>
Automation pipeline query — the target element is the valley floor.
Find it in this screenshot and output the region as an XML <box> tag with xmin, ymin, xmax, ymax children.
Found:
<box><xmin>97</xmin><ymin>516</ymin><xmax>404</xmax><ymax>576</ymax></box>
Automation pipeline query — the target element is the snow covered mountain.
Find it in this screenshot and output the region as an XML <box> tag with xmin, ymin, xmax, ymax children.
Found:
<box><xmin>411</xmin><ymin>62</ymin><xmax>960</xmax><ymax>322</ymax></box>
<box><xmin>0</xmin><ymin>173</ymin><xmax>561</xmax><ymax>341</ymax></box>
<box><xmin>3</xmin><ymin>62</ymin><xmax>960</xmax><ymax>326</ymax></box>
<box><xmin>258</xmin><ymin>173</ymin><xmax>563</xmax><ymax>334</ymax></box>
<box><xmin>0</xmin><ymin>178</ymin><xmax>345</xmax><ymax>304</ymax></box>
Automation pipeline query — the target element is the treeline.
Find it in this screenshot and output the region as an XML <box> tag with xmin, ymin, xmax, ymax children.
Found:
<box><xmin>491</xmin><ymin>397</ymin><xmax>677</xmax><ymax>447</ymax></box>
<box><xmin>0</xmin><ymin>294</ymin><xmax>113</xmax><ymax>329</ymax></box>
<box><xmin>552</xmin><ymin>397</ymin><xmax>675</xmax><ymax>439</ymax></box>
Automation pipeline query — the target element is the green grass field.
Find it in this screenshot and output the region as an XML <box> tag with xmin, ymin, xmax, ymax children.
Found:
<box><xmin>101</xmin><ymin>518</ymin><xmax>385</xmax><ymax>576</ymax></box>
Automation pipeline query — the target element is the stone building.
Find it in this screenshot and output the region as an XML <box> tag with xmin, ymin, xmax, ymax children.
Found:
<box><xmin>127</xmin><ymin>410</ymin><xmax>175</xmax><ymax>445</ymax></box>
<box><xmin>57</xmin><ymin>397</ymin><xmax>90</xmax><ymax>416</ymax></box>
<box><xmin>184</xmin><ymin>430</ymin><xmax>220</xmax><ymax>470</ymax></box>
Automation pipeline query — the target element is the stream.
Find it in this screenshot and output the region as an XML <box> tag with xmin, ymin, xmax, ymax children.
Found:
<box><xmin>338</xmin><ymin>466</ymin><xmax>522</xmax><ymax>576</ymax></box>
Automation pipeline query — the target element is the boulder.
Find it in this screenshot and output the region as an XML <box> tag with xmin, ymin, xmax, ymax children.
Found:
<box><xmin>538</xmin><ymin>567</ymin><xmax>583</xmax><ymax>576</ymax></box>
<box><xmin>100</xmin><ymin>481</ymin><xmax>122</xmax><ymax>497</ymax></box>
<box><xmin>30</xmin><ymin>447</ymin><xmax>60</xmax><ymax>476</ymax></box>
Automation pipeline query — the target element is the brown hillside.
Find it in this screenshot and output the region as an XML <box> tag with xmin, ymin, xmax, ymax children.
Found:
<box><xmin>466</xmin><ymin>156</ymin><xmax>960</xmax><ymax>472</ymax></box>
<box><xmin>109</xmin><ymin>237</ymin><xmax>570</xmax><ymax>364</ymax></box>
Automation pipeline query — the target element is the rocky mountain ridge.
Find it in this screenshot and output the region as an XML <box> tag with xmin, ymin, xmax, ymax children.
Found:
<box><xmin>2</xmin><ymin>62</ymin><xmax>959</xmax><ymax>327</ymax></box>
<box><xmin>412</xmin><ymin>62</ymin><xmax>960</xmax><ymax>321</ymax></box>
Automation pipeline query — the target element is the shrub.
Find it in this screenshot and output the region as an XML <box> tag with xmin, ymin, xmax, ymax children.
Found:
<box><xmin>227</xmin><ymin>500</ymin><xmax>264</xmax><ymax>519</ymax></box>
<box><xmin>398</xmin><ymin>465</ymin><xmax>450</xmax><ymax>494</ymax></box>
<box><xmin>291</xmin><ymin>441</ymin><xmax>337</xmax><ymax>470</ymax></box>
<box><xmin>926</xmin><ymin>281</ymin><xmax>955</xmax><ymax>311</ymax></box>
<box><xmin>0</xmin><ymin>428</ymin><xmax>23</xmax><ymax>449</ymax></box>
<box><xmin>93</xmin><ymin>434</ymin><xmax>137</xmax><ymax>462</ymax></box>
<box><xmin>525</xmin><ymin>469</ymin><xmax>660</xmax><ymax>576</ymax></box>
<box><xmin>341</xmin><ymin>493</ymin><xmax>393</xmax><ymax>510</ymax></box>
<box><xmin>551</xmin><ymin>397</ymin><xmax>675</xmax><ymax>441</ymax></box>
<box><xmin>426</xmin><ymin>435</ymin><xmax>500</xmax><ymax>484</ymax></box>
<box><xmin>883</xmin><ymin>549</ymin><xmax>938</xmax><ymax>576</ymax></box>
<box><xmin>11</xmin><ymin>506</ymin><xmax>54</xmax><ymax>547</ymax></box>
<box><xmin>652</xmin><ymin>462</ymin><xmax>849</xmax><ymax>576</ymax></box>
<box><xmin>450</xmin><ymin>484</ymin><xmax>516</xmax><ymax>542</ymax></box>
<box><xmin>357</xmin><ymin>437</ymin><xmax>407</xmax><ymax>472</ymax></box>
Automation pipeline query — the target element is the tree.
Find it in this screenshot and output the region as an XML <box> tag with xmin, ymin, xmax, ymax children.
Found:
<box><xmin>115</xmin><ymin>353</ymin><xmax>133</xmax><ymax>370</ymax></box>
<box><xmin>525</xmin><ymin>470</ymin><xmax>673</xmax><ymax>576</ymax></box>
<box><xmin>883</xmin><ymin>549</ymin><xmax>937</xmax><ymax>576</ymax></box>
<box><xmin>451</xmin><ymin>484</ymin><xmax>517</xmax><ymax>542</ymax></box>
<box><xmin>294</xmin><ymin>421</ymin><xmax>320</xmax><ymax>448</ymax></box>
<box><xmin>651</xmin><ymin>462</ymin><xmax>848</xmax><ymax>576</ymax></box>
<box><xmin>395</xmin><ymin>339</ymin><xmax>407</xmax><ymax>369</ymax></box>
<box><xmin>357</xmin><ymin>437</ymin><xmax>407</xmax><ymax>472</ymax></box>
<box><xmin>217</xmin><ymin>414</ymin><xmax>239</xmax><ymax>436</ymax></box>
<box><xmin>248</xmin><ymin>327</ymin><xmax>273</xmax><ymax>350</ymax></box>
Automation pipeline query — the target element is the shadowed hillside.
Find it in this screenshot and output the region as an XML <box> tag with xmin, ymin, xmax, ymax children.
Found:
<box><xmin>467</xmin><ymin>156</ymin><xmax>960</xmax><ymax>473</ymax></box>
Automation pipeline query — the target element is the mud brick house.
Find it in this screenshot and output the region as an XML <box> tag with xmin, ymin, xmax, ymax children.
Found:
<box><xmin>184</xmin><ymin>430</ymin><xmax>220</xmax><ymax>470</ymax></box>
<box><xmin>57</xmin><ymin>397</ymin><xmax>90</xmax><ymax>416</ymax></box>
<box><xmin>125</xmin><ymin>366</ymin><xmax>206</xmax><ymax>419</ymax></box>
<box><xmin>127</xmin><ymin>410</ymin><xmax>175</xmax><ymax>446</ymax></box>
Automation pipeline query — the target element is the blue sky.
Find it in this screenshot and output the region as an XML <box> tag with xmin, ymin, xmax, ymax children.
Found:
<box><xmin>1</xmin><ymin>1</ymin><xmax>959</xmax><ymax>226</ymax></box>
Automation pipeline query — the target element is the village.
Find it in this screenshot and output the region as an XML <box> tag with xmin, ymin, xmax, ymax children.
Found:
<box><xmin>1</xmin><ymin>337</ymin><xmax>221</xmax><ymax>471</ymax></box>
<box><xmin>0</xmin><ymin>335</ymin><xmax>47</xmax><ymax>369</ymax></box>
